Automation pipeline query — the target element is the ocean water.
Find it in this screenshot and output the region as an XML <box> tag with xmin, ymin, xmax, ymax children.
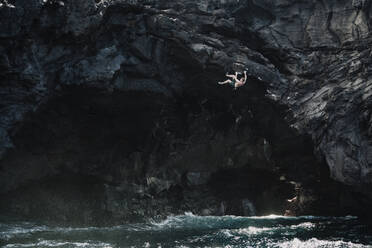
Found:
<box><xmin>1</xmin><ymin>213</ymin><xmax>371</xmax><ymax>248</ymax></box>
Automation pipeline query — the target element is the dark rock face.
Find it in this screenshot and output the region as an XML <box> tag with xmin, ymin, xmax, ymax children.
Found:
<box><xmin>0</xmin><ymin>0</ymin><xmax>371</xmax><ymax>224</ymax></box>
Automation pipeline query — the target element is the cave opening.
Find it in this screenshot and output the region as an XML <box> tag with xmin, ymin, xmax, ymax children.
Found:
<box><xmin>0</xmin><ymin>79</ymin><xmax>360</xmax><ymax>224</ymax></box>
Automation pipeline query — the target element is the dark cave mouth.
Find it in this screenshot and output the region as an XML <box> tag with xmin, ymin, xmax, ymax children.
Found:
<box><xmin>0</xmin><ymin>85</ymin><xmax>353</xmax><ymax>223</ymax></box>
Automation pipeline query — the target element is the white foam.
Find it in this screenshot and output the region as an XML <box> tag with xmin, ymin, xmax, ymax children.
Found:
<box><xmin>289</xmin><ymin>222</ymin><xmax>316</xmax><ymax>230</ymax></box>
<box><xmin>218</xmin><ymin>221</ymin><xmax>316</xmax><ymax>239</ymax></box>
<box><xmin>246</xmin><ymin>215</ymin><xmax>357</xmax><ymax>220</ymax></box>
<box><xmin>147</xmin><ymin>213</ymin><xmax>358</xmax><ymax>232</ymax></box>
<box><xmin>235</xmin><ymin>226</ymin><xmax>275</xmax><ymax>235</ymax></box>
<box><xmin>150</xmin><ymin>212</ymin><xmax>248</xmax><ymax>229</ymax></box>
<box><xmin>0</xmin><ymin>224</ymin><xmax>49</xmax><ymax>240</ymax></box>
<box><xmin>4</xmin><ymin>240</ymin><xmax>113</xmax><ymax>248</ymax></box>
<box><xmin>278</xmin><ymin>238</ymin><xmax>371</xmax><ymax>248</ymax></box>
<box><xmin>176</xmin><ymin>213</ymin><xmax>357</xmax><ymax>221</ymax></box>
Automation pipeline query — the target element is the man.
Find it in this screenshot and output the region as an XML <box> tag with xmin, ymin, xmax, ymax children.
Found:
<box><xmin>218</xmin><ymin>71</ymin><xmax>247</xmax><ymax>89</ymax></box>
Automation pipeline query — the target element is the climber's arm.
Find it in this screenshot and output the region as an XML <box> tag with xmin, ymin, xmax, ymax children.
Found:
<box><xmin>226</xmin><ymin>72</ymin><xmax>239</xmax><ymax>81</ymax></box>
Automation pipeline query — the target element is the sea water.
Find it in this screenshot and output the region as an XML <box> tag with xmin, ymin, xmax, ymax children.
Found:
<box><xmin>1</xmin><ymin>213</ymin><xmax>371</xmax><ymax>247</ymax></box>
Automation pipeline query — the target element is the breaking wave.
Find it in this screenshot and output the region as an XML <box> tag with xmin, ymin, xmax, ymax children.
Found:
<box><xmin>1</xmin><ymin>213</ymin><xmax>371</xmax><ymax>248</ymax></box>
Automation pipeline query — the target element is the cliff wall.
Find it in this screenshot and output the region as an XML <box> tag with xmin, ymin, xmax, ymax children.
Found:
<box><xmin>0</xmin><ymin>0</ymin><xmax>371</xmax><ymax>224</ymax></box>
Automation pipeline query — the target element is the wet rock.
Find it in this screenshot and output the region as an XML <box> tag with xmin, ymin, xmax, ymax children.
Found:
<box><xmin>0</xmin><ymin>0</ymin><xmax>372</xmax><ymax>224</ymax></box>
<box><xmin>242</xmin><ymin>199</ymin><xmax>256</xmax><ymax>216</ymax></box>
<box><xmin>61</xmin><ymin>45</ymin><xmax>125</xmax><ymax>87</ymax></box>
<box><xmin>186</xmin><ymin>172</ymin><xmax>211</xmax><ymax>186</ymax></box>
<box><xmin>146</xmin><ymin>177</ymin><xmax>173</xmax><ymax>194</ymax></box>
<box><xmin>131</xmin><ymin>36</ymin><xmax>154</xmax><ymax>61</ymax></box>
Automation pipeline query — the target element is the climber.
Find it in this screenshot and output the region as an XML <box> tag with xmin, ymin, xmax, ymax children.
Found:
<box><xmin>218</xmin><ymin>72</ymin><xmax>239</xmax><ymax>86</ymax></box>
<box><xmin>233</xmin><ymin>70</ymin><xmax>247</xmax><ymax>89</ymax></box>
<box><xmin>218</xmin><ymin>71</ymin><xmax>247</xmax><ymax>90</ymax></box>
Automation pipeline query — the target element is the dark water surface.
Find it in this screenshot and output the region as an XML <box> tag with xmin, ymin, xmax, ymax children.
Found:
<box><xmin>1</xmin><ymin>213</ymin><xmax>371</xmax><ymax>247</ymax></box>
